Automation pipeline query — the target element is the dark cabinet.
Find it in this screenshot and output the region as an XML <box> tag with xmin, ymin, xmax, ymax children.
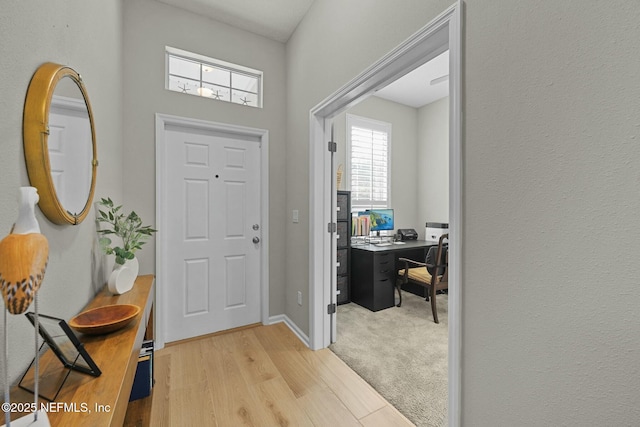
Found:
<box><xmin>351</xmin><ymin>250</ymin><xmax>396</xmax><ymax>311</ymax></box>
<box><xmin>336</xmin><ymin>191</ymin><xmax>350</xmax><ymax>304</ymax></box>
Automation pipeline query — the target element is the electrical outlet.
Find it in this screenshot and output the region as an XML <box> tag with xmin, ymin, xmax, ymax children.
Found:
<box><xmin>297</xmin><ymin>291</ymin><xmax>302</xmax><ymax>306</ymax></box>
<box><xmin>293</xmin><ymin>209</ymin><xmax>299</xmax><ymax>223</ymax></box>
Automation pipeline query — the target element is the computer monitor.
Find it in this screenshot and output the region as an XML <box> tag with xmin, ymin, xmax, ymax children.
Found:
<box><xmin>369</xmin><ymin>209</ymin><xmax>394</xmax><ymax>233</ymax></box>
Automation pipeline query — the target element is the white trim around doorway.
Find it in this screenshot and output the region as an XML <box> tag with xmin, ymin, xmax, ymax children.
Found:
<box><xmin>308</xmin><ymin>2</ymin><xmax>463</xmax><ymax>426</ymax></box>
<box><xmin>154</xmin><ymin>113</ymin><xmax>270</xmax><ymax>350</ymax></box>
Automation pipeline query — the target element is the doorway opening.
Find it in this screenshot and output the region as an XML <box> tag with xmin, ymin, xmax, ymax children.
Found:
<box><xmin>308</xmin><ymin>3</ymin><xmax>462</xmax><ymax>425</ymax></box>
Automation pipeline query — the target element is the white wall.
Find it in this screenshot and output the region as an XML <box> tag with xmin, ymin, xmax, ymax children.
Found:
<box><xmin>287</xmin><ymin>0</ymin><xmax>640</xmax><ymax>425</ymax></box>
<box><xmin>0</xmin><ymin>0</ymin><xmax>123</xmax><ymax>384</ymax></box>
<box><xmin>333</xmin><ymin>95</ymin><xmax>419</xmax><ymax>232</ymax></box>
<box><xmin>123</xmin><ymin>0</ymin><xmax>287</xmax><ymax>317</ymax></box>
<box><xmin>418</xmin><ymin>96</ymin><xmax>449</xmax><ymax>234</ymax></box>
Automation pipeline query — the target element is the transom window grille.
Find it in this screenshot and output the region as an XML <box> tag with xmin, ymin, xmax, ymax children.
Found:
<box><xmin>346</xmin><ymin>114</ymin><xmax>392</xmax><ymax>212</ymax></box>
<box><xmin>166</xmin><ymin>46</ymin><xmax>263</xmax><ymax>108</ymax></box>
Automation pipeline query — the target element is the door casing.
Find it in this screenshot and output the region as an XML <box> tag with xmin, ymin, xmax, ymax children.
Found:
<box><xmin>308</xmin><ymin>2</ymin><xmax>462</xmax><ymax>426</ymax></box>
<box><xmin>155</xmin><ymin>113</ymin><xmax>270</xmax><ymax>350</ymax></box>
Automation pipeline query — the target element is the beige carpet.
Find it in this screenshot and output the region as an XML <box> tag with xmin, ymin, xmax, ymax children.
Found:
<box><xmin>330</xmin><ymin>292</ymin><xmax>448</xmax><ymax>427</ymax></box>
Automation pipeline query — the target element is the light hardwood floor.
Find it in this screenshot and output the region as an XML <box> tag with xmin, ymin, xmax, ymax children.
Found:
<box><xmin>126</xmin><ymin>322</ymin><xmax>414</xmax><ymax>426</ymax></box>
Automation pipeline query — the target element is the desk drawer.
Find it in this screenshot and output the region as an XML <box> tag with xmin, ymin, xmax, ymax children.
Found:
<box><xmin>373</xmin><ymin>275</ymin><xmax>394</xmax><ymax>291</ymax></box>
<box><xmin>373</xmin><ymin>267</ymin><xmax>395</xmax><ymax>282</ymax></box>
<box><xmin>373</xmin><ymin>252</ymin><xmax>394</xmax><ymax>280</ymax></box>
<box><xmin>374</xmin><ymin>252</ymin><xmax>393</xmax><ymax>265</ymax></box>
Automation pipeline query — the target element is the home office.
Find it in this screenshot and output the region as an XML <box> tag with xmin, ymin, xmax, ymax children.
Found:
<box><xmin>331</xmin><ymin>58</ymin><xmax>450</xmax><ymax>315</ymax></box>
<box><xmin>326</xmin><ymin>61</ymin><xmax>452</xmax><ymax>423</ymax></box>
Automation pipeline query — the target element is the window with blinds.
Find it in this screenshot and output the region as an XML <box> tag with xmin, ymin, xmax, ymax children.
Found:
<box><xmin>346</xmin><ymin>114</ymin><xmax>391</xmax><ymax>213</ymax></box>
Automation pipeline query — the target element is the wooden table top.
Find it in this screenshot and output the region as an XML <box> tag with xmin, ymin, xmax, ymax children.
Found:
<box><xmin>8</xmin><ymin>275</ymin><xmax>154</xmax><ymax>426</ymax></box>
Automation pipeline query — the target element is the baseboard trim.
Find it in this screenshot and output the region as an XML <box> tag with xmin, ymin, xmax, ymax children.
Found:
<box><xmin>268</xmin><ymin>314</ymin><xmax>310</xmax><ymax>347</ymax></box>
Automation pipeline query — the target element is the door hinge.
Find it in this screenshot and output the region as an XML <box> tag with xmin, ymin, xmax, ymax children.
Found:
<box><xmin>328</xmin><ymin>141</ymin><xmax>337</xmax><ymax>152</ymax></box>
<box><xmin>327</xmin><ymin>222</ymin><xmax>337</xmax><ymax>233</ymax></box>
<box><xmin>327</xmin><ymin>303</ymin><xmax>336</xmax><ymax>315</ymax></box>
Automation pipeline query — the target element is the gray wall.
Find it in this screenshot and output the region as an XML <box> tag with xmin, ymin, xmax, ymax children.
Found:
<box><xmin>0</xmin><ymin>0</ymin><xmax>123</xmax><ymax>384</ymax></box>
<box><xmin>285</xmin><ymin>0</ymin><xmax>452</xmax><ymax>350</ymax></box>
<box><xmin>333</xmin><ymin>95</ymin><xmax>420</xmax><ymax>233</ymax></box>
<box><xmin>2</xmin><ymin>1</ymin><xmax>639</xmax><ymax>424</ymax></box>
<box><xmin>287</xmin><ymin>0</ymin><xmax>640</xmax><ymax>425</ymax></box>
<box><xmin>418</xmin><ymin>96</ymin><xmax>449</xmax><ymax>233</ymax></box>
<box><xmin>123</xmin><ymin>0</ymin><xmax>287</xmax><ymax>317</ymax></box>
<box><xmin>463</xmin><ymin>1</ymin><xmax>640</xmax><ymax>424</ymax></box>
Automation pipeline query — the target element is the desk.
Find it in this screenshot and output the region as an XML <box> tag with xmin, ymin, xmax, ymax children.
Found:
<box><xmin>8</xmin><ymin>275</ymin><xmax>154</xmax><ymax>426</ymax></box>
<box><xmin>350</xmin><ymin>240</ymin><xmax>438</xmax><ymax>311</ymax></box>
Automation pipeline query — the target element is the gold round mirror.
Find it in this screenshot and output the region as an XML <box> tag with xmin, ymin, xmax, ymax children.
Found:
<box><xmin>23</xmin><ymin>63</ymin><xmax>98</xmax><ymax>225</ymax></box>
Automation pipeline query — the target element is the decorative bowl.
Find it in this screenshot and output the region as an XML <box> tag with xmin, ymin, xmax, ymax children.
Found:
<box><xmin>69</xmin><ymin>304</ymin><xmax>141</xmax><ymax>335</ymax></box>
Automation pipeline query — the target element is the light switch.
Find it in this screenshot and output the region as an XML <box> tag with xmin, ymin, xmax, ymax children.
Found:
<box><xmin>293</xmin><ymin>209</ymin><xmax>299</xmax><ymax>223</ymax></box>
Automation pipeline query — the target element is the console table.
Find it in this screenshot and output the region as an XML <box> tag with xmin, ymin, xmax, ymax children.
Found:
<box><xmin>8</xmin><ymin>275</ymin><xmax>154</xmax><ymax>426</ymax></box>
<box><xmin>350</xmin><ymin>241</ymin><xmax>438</xmax><ymax>311</ymax></box>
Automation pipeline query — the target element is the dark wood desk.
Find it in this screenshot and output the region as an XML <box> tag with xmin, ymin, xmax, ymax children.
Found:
<box><xmin>350</xmin><ymin>240</ymin><xmax>438</xmax><ymax>311</ymax></box>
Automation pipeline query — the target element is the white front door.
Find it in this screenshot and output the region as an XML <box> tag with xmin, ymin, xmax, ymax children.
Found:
<box><xmin>49</xmin><ymin>96</ymin><xmax>93</xmax><ymax>215</ymax></box>
<box><xmin>162</xmin><ymin>125</ymin><xmax>262</xmax><ymax>343</ymax></box>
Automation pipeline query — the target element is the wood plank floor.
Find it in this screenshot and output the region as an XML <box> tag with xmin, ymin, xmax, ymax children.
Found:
<box><xmin>125</xmin><ymin>322</ymin><xmax>414</xmax><ymax>426</ymax></box>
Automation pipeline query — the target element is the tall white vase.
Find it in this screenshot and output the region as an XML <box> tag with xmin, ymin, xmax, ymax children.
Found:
<box><xmin>107</xmin><ymin>257</ymin><xmax>139</xmax><ymax>295</ymax></box>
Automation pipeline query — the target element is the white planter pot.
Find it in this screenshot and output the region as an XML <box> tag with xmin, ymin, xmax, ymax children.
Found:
<box><xmin>107</xmin><ymin>257</ymin><xmax>139</xmax><ymax>295</ymax></box>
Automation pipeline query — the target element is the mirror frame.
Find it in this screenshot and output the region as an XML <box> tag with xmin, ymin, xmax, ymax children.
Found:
<box><xmin>23</xmin><ymin>62</ymin><xmax>98</xmax><ymax>225</ymax></box>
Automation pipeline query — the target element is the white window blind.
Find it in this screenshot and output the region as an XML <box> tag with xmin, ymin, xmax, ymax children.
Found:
<box><xmin>346</xmin><ymin>114</ymin><xmax>391</xmax><ymax>212</ymax></box>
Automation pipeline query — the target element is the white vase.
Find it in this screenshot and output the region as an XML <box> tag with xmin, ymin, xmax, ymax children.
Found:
<box><xmin>107</xmin><ymin>257</ymin><xmax>139</xmax><ymax>295</ymax></box>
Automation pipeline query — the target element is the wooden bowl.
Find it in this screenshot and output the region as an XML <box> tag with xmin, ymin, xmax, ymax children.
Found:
<box><xmin>69</xmin><ymin>304</ymin><xmax>141</xmax><ymax>335</ymax></box>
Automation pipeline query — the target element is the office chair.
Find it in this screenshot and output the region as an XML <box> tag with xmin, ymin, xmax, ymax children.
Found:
<box><xmin>396</xmin><ymin>233</ymin><xmax>448</xmax><ymax>323</ymax></box>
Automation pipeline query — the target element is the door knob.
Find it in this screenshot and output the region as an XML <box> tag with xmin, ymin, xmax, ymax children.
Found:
<box><xmin>253</xmin><ymin>224</ymin><xmax>260</xmax><ymax>230</ymax></box>
<box><xmin>253</xmin><ymin>237</ymin><xmax>260</xmax><ymax>244</ymax></box>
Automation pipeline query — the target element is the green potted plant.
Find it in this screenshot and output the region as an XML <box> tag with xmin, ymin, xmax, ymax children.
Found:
<box><xmin>96</xmin><ymin>197</ymin><xmax>156</xmax><ymax>294</ymax></box>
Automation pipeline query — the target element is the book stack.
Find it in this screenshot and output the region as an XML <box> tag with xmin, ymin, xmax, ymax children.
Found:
<box><xmin>352</xmin><ymin>214</ymin><xmax>370</xmax><ymax>236</ymax></box>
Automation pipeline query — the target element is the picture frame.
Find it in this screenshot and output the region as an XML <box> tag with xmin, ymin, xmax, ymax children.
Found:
<box><xmin>24</xmin><ymin>312</ymin><xmax>101</xmax><ymax>377</ymax></box>
<box><xmin>19</xmin><ymin>313</ymin><xmax>101</xmax><ymax>401</ymax></box>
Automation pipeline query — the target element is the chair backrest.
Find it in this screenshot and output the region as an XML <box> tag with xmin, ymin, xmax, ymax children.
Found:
<box><xmin>425</xmin><ymin>233</ymin><xmax>448</xmax><ymax>282</ymax></box>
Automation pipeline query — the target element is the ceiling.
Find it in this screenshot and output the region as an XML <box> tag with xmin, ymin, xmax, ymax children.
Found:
<box><xmin>156</xmin><ymin>0</ymin><xmax>314</xmax><ymax>43</ymax></box>
<box><xmin>156</xmin><ymin>0</ymin><xmax>448</xmax><ymax>108</ymax></box>
<box><xmin>374</xmin><ymin>50</ymin><xmax>449</xmax><ymax>108</ymax></box>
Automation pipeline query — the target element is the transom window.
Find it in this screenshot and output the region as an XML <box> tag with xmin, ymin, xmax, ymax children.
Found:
<box><xmin>346</xmin><ymin>114</ymin><xmax>392</xmax><ymax>212</ymax></box>
<box><xmin>166</xmin><ymin>46</ymin><xmax>263</xmax><ymax>108</ymax></box>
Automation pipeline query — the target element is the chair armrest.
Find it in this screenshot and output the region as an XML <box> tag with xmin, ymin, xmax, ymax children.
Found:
<box><xmin>397</xmin><ymin>258</ymin><xmax>425</xmax><ymax>282</ymax></box>
<box><xmin>398</xmin><ymin>257</ymin><xmax>426</xmax><ymax>268</ymax></box>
